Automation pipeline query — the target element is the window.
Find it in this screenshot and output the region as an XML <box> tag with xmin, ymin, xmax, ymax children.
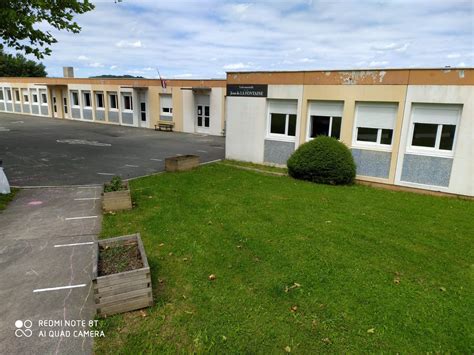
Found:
<box><xmin>409</xmin><ymin>104</ymin><xmax>460</xmax><ymax>154</ymax></box>
<box><xmin>95</xmin><ymin>92</ymin><xmax>104</xmax><ymax>109</ymax></box>
<box><xmin>353</xmin><ymin>102</ymin><xmax>398</xmax><ymax>148</ymax></box>
<box><xmin>310</xmin><ymin>116</ymin><xmax>342</xmax><ymax>139</ymax></box>
<box><xmin>6</xmin><ymin>89</ymin><xmax>12</xmax><ymax>101</ymax></box>
<box><xmin>32</xmin><ymin>93</ymin><xmax>38</xmax><ymax>103</ymax></box>
<box><xmin>0</xmin><ymin>90</ymin><xmax>3</xmax><ymax>101</ymax></box>
<box><xmin>71</xmin><ymin>91</ymin><xmax>79</xmax><ymax>106</ymax></box>
<box><xmin>83</xmin><ymin>91</ymin><xmax>91</xmax><ymax>107</ymax></box>
<box><xmin>160</xmin><ymin>94</ymin><xmax>173</xmax><ymax>115</ymax></box>
<box><xmin>267</xmin><ymin>100</ymin><xmax>298</xmax><ymax>139</ymax></box>
<box><xmin>41</xmin><ymin>92</ymin><xmax>47</xmax><ymax>104</ymax></box>
<box><xmin>122</xmin><ymin>93</ymin><xmax>132</xmax><ymax>111</ymax></box>
<box><xmin>108</xmin><ymin>92</ymin><xmax>118</xmax><ymax>109</ymax></box>
<box><xmin>23</xmin><ymin>92</ymin><xmax>29</xmax><ymax>103</ymax></box>
<box><xmin>14</xmin><ymin>89</ymin><xmax>20</xmax><ymax>101</ymax></box>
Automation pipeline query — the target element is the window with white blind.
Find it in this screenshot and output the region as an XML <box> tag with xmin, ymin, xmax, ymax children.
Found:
<box><xmin>160</xmin><ymin>94</ymin><xmax>173</xmax><ymax>115</ymax></box>
<box><xmin>307</xmin><ymin>101</ymin><xmax>344</xmax><ymax>140</ymax></box>
<box><xmin>267</xmin><ymin>99</ymin><xmax>298</xmax><ymax>141</ymax></box>
<box><xmin>407</xmin><ymin>104</ymin><xmax>461</xmax><ymax>156</ymax></box>
<box><xmin>353</xmin><ymin>102</ymin><xmax>398</xmax><ymax>149</ymax></box>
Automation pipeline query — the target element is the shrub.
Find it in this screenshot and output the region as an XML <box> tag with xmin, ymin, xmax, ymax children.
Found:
<box><xmin>287</xmin><ymin>136</ymin><xmax>356</xmax><ymax>185</ymax></box>
<box><xmin>104</xmin><ymin>176</ymin><xmax>127</xmax><ymax>192</ymax></box>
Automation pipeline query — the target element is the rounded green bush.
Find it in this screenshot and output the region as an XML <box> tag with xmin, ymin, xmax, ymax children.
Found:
<box><xmin>287</xmin><ymin>136</ymin><xmax>356</xmax><ymax>185</ymax></box>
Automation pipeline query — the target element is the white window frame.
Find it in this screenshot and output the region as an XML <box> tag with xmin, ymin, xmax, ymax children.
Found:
<box><xmin>22</xmin><ymin>89</ymin><xmax>29</xmax><ymax>103</ymax></box>
<box><xmin>40</xmin><ymin>91</ymin><xmax>48</xmax><ymax>106</ymax></box>
<box><xmin>32</xmin><ymin>92</ymin><xmax>39</xmax><ymax>104</ymax></box>
<box><xmin>406</xmin><ymin>104</ymin><xmax>461</xmax><ymax>158</ymax></box>
<box><xmin>122</xmin><ymin>93</ymin><xmax>133</xmax><ymax>112</ymax></box>
<box><xmin>70</xmin><ymin>91</ymin><xmax>80</xmax><ymax>107</ymax></box>
<box><xmin>307</xmin><ymin>115</ymin><xmax>343</xmax><ymax>141</ymax></box>
<box><xmin>108</xmin><ymin>92</ymin><xmax>118</xmax><ymax>111</ymax></box>
<box><xmin>82</xmin><ymin>91</ymin><xmax>92</xmax><ymax>108</ymax></box>
<box><xmin>6</xmin><ymin>88</ymin><xmax>12</xmax><ymax>102</ymax></box>
<box><xmin>95</xmin><ymin>91</ymin><xmax>105</xmax><ymax>110</ymax></box>
<box><xmin>266</xmin><ymin>100</ymin><xmax>298</xmax><ymax>142</ymax></box>
<box><xmin>352</xmin><ymin>102</ymin><xmax>398</xmax><ymax>152</ymax></box>
<box><xmin>14</xmin><ymin>89</ymin><xmax>20</xmax><ymax>102</ymax></box>
<box><xmin>160</xmin><ymin>94</ymin><xmax>173</xmax><ymax>116</ymax></box>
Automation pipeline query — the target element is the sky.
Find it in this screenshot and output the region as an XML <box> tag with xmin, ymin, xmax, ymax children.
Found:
<box><xmin>29</xmin><ymin>0</ymin><xmax>474</xmax><ymax>78</ymax></box>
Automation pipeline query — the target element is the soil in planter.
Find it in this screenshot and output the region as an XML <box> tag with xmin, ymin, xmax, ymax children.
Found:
<box><xmin>98</xmin><ymin>242</ymin><xmax>143</xmax><ymax>276</ymax></box>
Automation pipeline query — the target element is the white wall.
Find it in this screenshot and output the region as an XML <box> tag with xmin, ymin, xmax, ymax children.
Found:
<box><xmin>395</xmin><ymin>85</ymin><xmax>474</xmax><ymax>196</ymax></box>
<box><xmin>210</xmin><ymin>87</ymin><xmax>224</xmax><ymax>136</ymax></box>
<box><xmin>225</xmin><ymin>96</ymin><xmax>267</xmax><ymax>163</ymax></box>
<box><xmin>182</xmin><ymin>90</ymin><xmax>195</xmax><ymax>133</ymax></box>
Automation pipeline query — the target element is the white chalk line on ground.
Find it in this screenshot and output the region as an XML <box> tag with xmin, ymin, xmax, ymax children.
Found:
<box><xmin>74</xmin><ymin>197</ymin><xmax>100</xmax><ymax>201</ymax></box>
<box><xmin>97</xmin><ymin>172</ymin><xmax>115</xmax><ymax>176</ymax></box>
<box><xmin>65</xmin><ymin>216</ymin><xmax>98</xmax><ymax>221</ymax></box>
<box><xmin>33</xmin><ymin>284</ymin><xmax>87</xmax><ymax>293</ymax></box>
<box><xmin>54</xmin><ymin>242</ymin><xmax>94</xmax><ymax>248</ymax></box>
<box><xmin>150</xmin><ymin>158</ymin><xmax>162</xmax><ymax>161</ymax></box>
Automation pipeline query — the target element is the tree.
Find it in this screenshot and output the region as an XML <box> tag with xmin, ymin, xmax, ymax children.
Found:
<box><xmin>0</xmin><ymin>49</ymin><xmax>47</xmax><ymax>77</ymax></box>
<box><xmin>0</xmin><ymin>1</ymin><xmax>94</xmax><ymax>59</ymax></box>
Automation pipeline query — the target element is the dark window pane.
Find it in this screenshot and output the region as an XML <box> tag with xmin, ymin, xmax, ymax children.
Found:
<box><xmin>205</xmin><ymin>116</ymin><xmax>210</xmax><ymax>127</ymax></box>
<box><xmin>439</xmin><ymin>125</ymin><xmax>456</xmax><ymax>150</ymax></box>
<box><xmin>97</xmin><ymin>94</ymin><xmax>103</xmax><ymax>108</ymax></box>
<box><xmin>141</xmin><ymin>112</ymin><xmax>146</xmax><ymax>121</ymax></box>
<box><xmin>331</xmin><ymin>116</ymin><xmax>342</xmax><ymax>139</ymax></box>
<box><xmin>288</xmin><ymin>114</ymin><xmax>296</xmax><ymax>136</ymax></box>
<box><xmin>412</xmin><ymin>123</ymin><xmax>437</xmax><ymax>147</ymax></box>
<box><xmin>198</xmin><ymin>116</ymin><xmax>202</xmax><ymax>126</ymax></box>
<box><xmin>270</xmin><ymin>113</ymin><xmax>286</xmax><ymax>134</ymax></box>
<box><xmin>380</xmin><ymin>129</ymin><xmax>393</xmax><ymax>145</ymax></box>
<box><xmin>311</xmin><ymin>115</ymin><xmax>330</xmax><ymax>137</ymax></box>
<box><xmin>141</xmin><ymin>102</ymin><xmax>146</xmax><ymax>111</ymax></box>
<box><xmin>205</xmin><ymin>106</ymin><xmax>210</xmax><ymax>116</ymax></box>
<box><xmin>357</xmin><ymin>127</ymin><xmax>378</xmax><ymax>142</ymax></box>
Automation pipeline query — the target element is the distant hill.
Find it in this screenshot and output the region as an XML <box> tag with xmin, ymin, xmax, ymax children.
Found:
<box><xmin>89</xmin><ymin>75</ymin><xmax>145</xmax><ymax>79</ymax></box>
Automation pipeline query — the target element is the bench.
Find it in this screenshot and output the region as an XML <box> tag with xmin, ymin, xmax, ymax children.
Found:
<box><xmin>155</xmin><ymin>121</ymin><xmax>175</xmax><ymax>132</ymax></box>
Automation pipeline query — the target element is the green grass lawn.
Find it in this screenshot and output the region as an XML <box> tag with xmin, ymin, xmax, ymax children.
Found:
<box><xmin>0</xmin><ymin>188</ymin><xmax>17</xmax><ymax>211</ymax></box>
<box><xmin>95</xmin><ymin>164</ymin><xmax>473</xmax><ymax>353</ymax></box>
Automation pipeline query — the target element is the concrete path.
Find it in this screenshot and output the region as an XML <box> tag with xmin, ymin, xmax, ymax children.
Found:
<box><xmin>0</xmin><ymin>187</ymin><xmax>102</xmax><ymax>354</ymax></box>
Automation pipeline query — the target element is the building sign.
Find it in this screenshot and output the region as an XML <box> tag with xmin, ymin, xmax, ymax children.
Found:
<box><xmin>226</xmin><ymin>84</ymin><xmax>268</xmax><ymax>98</ymax></box>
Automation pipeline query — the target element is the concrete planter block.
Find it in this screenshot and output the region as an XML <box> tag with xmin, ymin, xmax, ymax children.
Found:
<box><xmin>93</xmin><ymin>233</ymin><xmax>153</xmax><ymax>317</ymax></box>
<box><xmin>165</xmin><ymin>155</ymin><xmax>200</xmax><ymax>172</ymax></box>
<box><xmin>102</xmin><ymin>182</ymin><xmax>132</xmax><ymax>211</ymax></box>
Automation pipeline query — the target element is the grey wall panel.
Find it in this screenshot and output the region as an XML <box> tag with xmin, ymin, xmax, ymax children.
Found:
<box><xmin>122</xmin><ymin>112</ymin><xmax>133</xmax><ymax>125</ymax></box>
<box><xmin>14</xmin><ymin>103</ymin><xmax>21</xmax><ymax>112</ymax></box>
<box><xmin>108</xmin><ymin>110</ymin><xmax>119</xmax><ymax>123</ymax></box>
<box><xmin>352</xmin><ymin>149</ymin><xmax>391</xmax><ymax>179</ymax></box>
<box><xmin>0</xmin><ymin>102</ymin><xmax>4</xmax><ymax>111</ymax></box>
<box><xmin>32</xmin><ymin>105</ymin><xmax>39</xmax><ymax>115</ymax></box>
<box><xmin>401</xmin><ymin>154</ymin><xmax>453</xmax><ymax>187</ymax></box>
<box><xmin>95</xmin><ymin>110</ymin><xmax>105</xmax><ymax>121</ymax></box>
<box><xmin>160</xmin><ymin>115</ymin><xmax>173</xmax><ymax>122</ymax></box>
<box><xmin>83</xmin><ymin>108</ymin><xmax>93</xmax><ymax>120</ymax></box>
<box><xmin>6</xmin><ymin>103</ymin><xmax>12</xmax><ymax>111</ymax></box>
<box><xmin>71</xmin><ymin>108</ymin><xmax>81</xmax><ymax>119</ymax></box>
<box><xmin>40</xmin><ymin>105</ymin><xmax>48</xmax><ymax>115</ymax></box>
<box><xmin>264</xmin><ymin>139</ymin><xmax>295</xmax><ymax>165</ymax></box>
<box><xmin>22</xmin><ymin>104</ymin><xmax>30</xmax><ymax>113</ymax></box>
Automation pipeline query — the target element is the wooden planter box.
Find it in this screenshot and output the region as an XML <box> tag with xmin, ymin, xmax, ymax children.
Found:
<box><xmin>102</xmin><ymin>182</ymin><xmax>132</xmax><ymax>212</ymax></box>
<box><xmin>165</xmin><ymin>155</ymin><xmax>200</xmax><ymax>172</ymax></box>
<box><xmin>93</xmin><ymin>233</ymin><xmax>153</xmax><ymax>317</ymax></box>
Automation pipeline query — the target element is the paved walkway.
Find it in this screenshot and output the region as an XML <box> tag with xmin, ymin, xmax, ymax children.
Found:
<box><xmin>0</xmin><ymin>187</ymin><xmax>102</xmax><ymax>354</ymax></box>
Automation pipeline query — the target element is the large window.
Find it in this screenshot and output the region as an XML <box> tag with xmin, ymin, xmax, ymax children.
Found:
<box><xmin>83</xmin><ymin>91</ymin><xmax>91</xmax><ymax>107</ymax></box>
<box><xmin>14</xmin><ymin>89</ymin><xmax>20</xmax><ymax>102</ymax></box>
<box><xmin>95</xmin><ymin>92</ymin><xmax>104</xmax><ymax>109</ymax></box>
<box><xmin>32</xmin><ymin>93</ymin><xmax>38</xmax><ymax>103</ymax></box>
<box><xmin>40</xmin><ymin>91</ymin><xmax>48</xmax><ymax>105</ymax></box>
<box><xmin>122</xmin><ymin>93</ymin><xmax>133</xmax><ymax>111</ymax></box>
<box><xmin>6</xmin><ymin>88</ymin><xmax>12</xmax><ymax>101</ymax></box>
<box><xmin>22</xmin><ymin>89</ymin><xmax>29</xmax><ymax>103</ymax></box>
<box><xmin>108</xmin><ymin>92</ymin><xmax>118</xmax><ymax>110</ymax></box>
<box><xmin>71</xmin><ymin>91</ymin><xmax>79</xmax><ymax>106</ymax></box>
<box><xmin>160</xmin><ymin>94</ymin><xmax>173</xmax><ymax>115</ymax></box>
<box><xmin>0</xmin><ymin>89</ymin><xmax>4</xmax><ymax>101</ymax></box>
<box><xmin>408</xmin><ymin>104</ymin><xmax>460</xmax><ymax>154</ymax></box>
<box><xmin>307</xmin><ymin>101</ymin><xmax>344</xmax><ymax>140</ymax></box>
<box><xmin>353</xmin><ymin>102</ymin><xmax>398</xmax><ymax>148</ymax></box>
<box><xmin>267</xmin><ymin>100</ymin><xmax>298</xmax><ymax>140</ymax></box>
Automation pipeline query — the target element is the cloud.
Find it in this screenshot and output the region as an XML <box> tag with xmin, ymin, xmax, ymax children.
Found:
<box><xmin>223</xmin><ymin>62</ymin><xmax>251</xmax><ymax>70</ymax></box>
<box><xmin>115</xmin><ymin>40</ymin><xmax>142</xmax><ymax>48</ymax></box>
<box><xmin>110</xmin><ymin>65</ymin><xmax>118</xmax><ymax>70</ymax></box>
<box><xmin>89</xmin><ymin>62</ymin><xmax>104</xmax><ymax>68</ymax></box>
<box><xmin>36</xmin><ymin>1</ymin><xmax>473</xmax><ymax>78</ymax></box>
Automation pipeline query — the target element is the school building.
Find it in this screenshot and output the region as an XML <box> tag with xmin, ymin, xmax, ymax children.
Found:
<box><xmin>1</xmin><ymin>67</ymin><xmax>473</xmax><ymax>197</ymax></box>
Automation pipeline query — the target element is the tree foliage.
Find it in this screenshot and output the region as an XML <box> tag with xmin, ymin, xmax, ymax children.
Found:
<box><xmin>0</xmin><ymin>0</ymin><xmax>94</xmax><ymax>59</ymax></box>
<box><xmin>0</xmin><ymin>49</ymin><xmax>47</xmax><ymax>77</ymax></box>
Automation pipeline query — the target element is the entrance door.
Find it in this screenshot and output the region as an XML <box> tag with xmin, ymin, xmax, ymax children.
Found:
<box><xmin>140</xmin><ymin>102</ymin><xmax>147</xmax><ymax>125</ymax></box>
<box><xmin>195</xmin><ymin>95</ymin><xmax>210</xmax><ymax>133</ymax></box>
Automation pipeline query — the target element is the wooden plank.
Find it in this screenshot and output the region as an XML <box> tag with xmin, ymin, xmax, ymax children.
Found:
<box><xmin>97</xmin><ymin>287</ymin><xmax>151</xmax><ymax>306</ymax></box>
<box><xmin>95</xmin><ymin>271</ymin><xmax>150</xmax><ymax>287</ymax></box>
<box><xmin>95</xmin><ymin>276</ymin><xmax>150</xmax><ymax>295</ymax></box>
<box><xmin>97</xmin><ymin>234</ymin><xmax>138</xmax><ymax>247</ymax></box>
<box><xmin>95</xmin><ymin>280</ymin><xmax>150</xmax><ymax>299</ymax></box>
<box><xmin>97</xmin><ymin>268</ymin><xmax>150</xmax><ymax>286</ymax></box>
<box><xmin>98</xmin><ymin>297</ymin><xmax>152</xmax><ymax>316</ymax></box>
<box><xmin>136</xmin><ymin>233</ymin><xmax>150</xmax><ymax>268</ymax></box>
